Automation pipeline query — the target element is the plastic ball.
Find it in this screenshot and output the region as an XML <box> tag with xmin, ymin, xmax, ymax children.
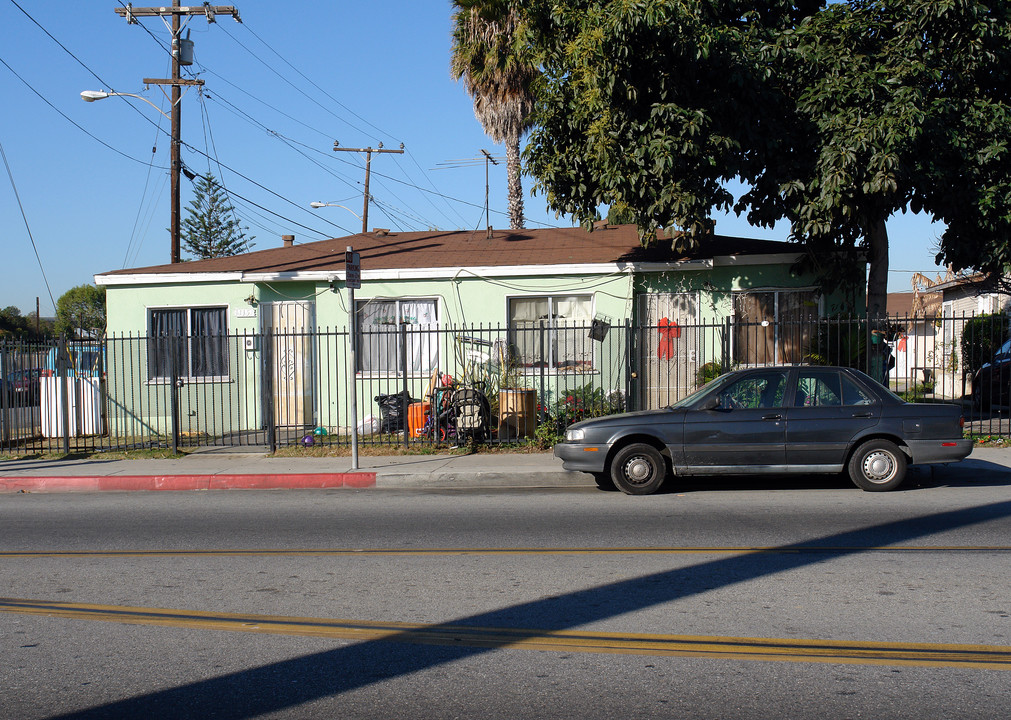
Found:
<box><xmin>301</xmin><ymin>434</ymin><xmax>315</xmax><ymax>447</ymax></box>
<box><xmin>313</xmin><ymin>426</ymin><xmax>328</xmax><ymax>437</ymax></box>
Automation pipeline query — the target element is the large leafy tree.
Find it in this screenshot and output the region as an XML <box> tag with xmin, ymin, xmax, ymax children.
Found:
<box><xmin>181</xmin><ymin>173</ymin><xmax>254</xmax><ymax>260</ymax></box>
<box><xmin>55</xmin><ymin>284</ymin><xmax>106</xmax><ymax>339</ymax></box>
<box><xmin>752</xmin><ymin>0</ymin><xmax>1011</xmax><ymax>316</ymax></box>
<box><xmin>451</xmin><ymin>0</ymin><xmax>539</xmax><ymax>229</ymax></box>
<box><xmin>521</xmin><ymin>0</ymin><xmax>819</xmax><ymax>244</ymax></box>
<box><xmin>908</xmin><ymin>1</ymin><xmax>1011</xmax><ymax>293</ymax></box>
<box><xmin>520</xmin><ymin>1</ymin><xmax>1011</xmax><ymax>316</ymax></box>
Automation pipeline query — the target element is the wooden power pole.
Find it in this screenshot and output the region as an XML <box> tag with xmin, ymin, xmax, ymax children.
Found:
<box><xmin>331</xmin><ymin>142</ymin><xmax>404</xmax><ymax>233</ymax></box>
<box><xmin>115</xmin><ymin>3</ymin><xmax>241</xmax><ymax>264</ymax></box>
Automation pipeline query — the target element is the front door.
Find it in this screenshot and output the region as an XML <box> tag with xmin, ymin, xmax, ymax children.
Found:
<box><xmin>638</xmin><ymin>293</ymin><xmax>699</xmax><ymax>409</ymax></box>
<box><xmin>261</xmin><ymin>301</ymin><xmax>315</xmax><ymax>431</ymax></box>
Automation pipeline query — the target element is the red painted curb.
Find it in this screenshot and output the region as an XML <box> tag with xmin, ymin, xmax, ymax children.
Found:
<box><xmin>0</xmin><ymin>473</ymin><xmax>377</xmax><ymax>493</ymax></box>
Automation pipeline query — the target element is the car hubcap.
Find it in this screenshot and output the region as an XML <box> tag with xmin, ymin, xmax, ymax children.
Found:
<box><xmin>624</xmin><ymin>456</ymin><xmax>654</xmax><ymax>485</ymax></box>
<box><xmin>862</xmin><ymin>451</ymin><xmax>895</xmax><ymax>483</ymax></box>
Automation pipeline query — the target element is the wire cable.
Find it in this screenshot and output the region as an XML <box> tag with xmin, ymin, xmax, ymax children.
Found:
<box><xmin>1</xmin><ymin>136</ymin><xmax>57</xmax><ymax>310</ymax></box>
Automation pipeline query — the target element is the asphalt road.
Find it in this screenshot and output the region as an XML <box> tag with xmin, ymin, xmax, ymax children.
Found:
<box><xmin>2</xmin><ymin>469</ymin><xmax>1011</xmax><ymax>719</ymax></box>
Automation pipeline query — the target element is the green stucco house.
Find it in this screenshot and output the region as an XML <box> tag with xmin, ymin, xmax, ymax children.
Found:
<box><xmin>94</xmin><ymin>224</ymin><xmax>863</xmax><ymax>444</ymax></box>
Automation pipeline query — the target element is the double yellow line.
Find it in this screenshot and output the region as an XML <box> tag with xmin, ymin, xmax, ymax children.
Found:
<box><xmin>3</xmin><ymin>596</ymin><xmax>1010</xmax><ymax>670</ymax></box>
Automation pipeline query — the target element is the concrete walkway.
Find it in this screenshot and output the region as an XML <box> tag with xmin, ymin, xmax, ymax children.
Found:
<box><xmin>0</xmin><ymin>449</ymin><xmax>592</xmax><ymax>492</ymax></box>
<box><xmin>1</xmin><ymin>447</ymin><xmax>1009</xmax><ymax>493</ymax></box>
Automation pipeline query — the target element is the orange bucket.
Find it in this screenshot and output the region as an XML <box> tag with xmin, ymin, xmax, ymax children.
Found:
<box><xmin>408</xmin><ymin>401</ymin><xmax>431</xmax><ymax>438</ymax></box>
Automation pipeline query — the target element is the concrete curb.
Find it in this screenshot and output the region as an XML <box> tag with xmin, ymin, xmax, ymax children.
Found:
<box><xmin>0</xmin><ymin>473</ymin><xmax>376</xmax><ymax>493</ymax></box>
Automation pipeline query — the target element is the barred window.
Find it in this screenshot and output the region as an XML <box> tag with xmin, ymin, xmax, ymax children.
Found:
<box><xmin>147</xmin><ymin>307</ymin><xmax>228</xmax><ymax>380</ymax></box>
<box><xmin>732</xmin><ymin>291</ymin><xmax>819</xmax><ymax>365</ymax></box>
<box><xmin>356</xmin><ymin>298</ymin><xmax>439</xmax><ymax>373</ymax></box>
<box><xmin>508</xmin><ymin>295</ymin><xmax>594</xmax><ymax>372</ymax></box>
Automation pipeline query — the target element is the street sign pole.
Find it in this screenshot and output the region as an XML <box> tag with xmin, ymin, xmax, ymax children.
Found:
<box><xmin>346</xmin><ymin>247</ymin><xmax>362</xmax><ymax>470</ymax></box>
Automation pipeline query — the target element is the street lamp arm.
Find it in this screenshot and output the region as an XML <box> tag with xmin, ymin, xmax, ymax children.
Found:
<box><xmin>80</xmin><ymin>90</ymin><xmax>171</xmax><ymax>121</ymax></box>
<box><xmin>309</xmin><ymin>202</ymin><xmax>364</xmax><ymax>221</ymax></box>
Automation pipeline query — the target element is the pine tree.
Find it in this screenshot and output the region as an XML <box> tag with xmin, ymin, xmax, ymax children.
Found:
<box><xmin>180</xmin><ymin>173</ymin><xmax>254</xmax><ymax>259</ymax></box>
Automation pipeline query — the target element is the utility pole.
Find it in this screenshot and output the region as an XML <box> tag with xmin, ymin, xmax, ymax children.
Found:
<box><xmin>480</xmin><ymin>149</ymin><xmax>498</xmax><ymax>239</ymax></box>
<box><xmin>332</xmin><ymin>142</ymin><xmax>404</xmax><ymax>234</ymax></box>
<box><xmin>115</xmin><ymin>3</ymin><xmax>241</xmax><ymax>264</ymax></box>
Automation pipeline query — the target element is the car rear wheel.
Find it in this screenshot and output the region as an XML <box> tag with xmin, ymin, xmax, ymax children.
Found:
<box><xmin>610</xmin><ymin>443</ymin><xmax>666</xmax><ymax>495</ymax></box>
<box><xmin>847</xmin><ymin>439</ymin><xmax>907</xmax><ymax>492</ymax></box>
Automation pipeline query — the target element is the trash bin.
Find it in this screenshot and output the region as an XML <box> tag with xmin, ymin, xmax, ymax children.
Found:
<box><xmin>375</xmin><ymin>391</ymin><xmax>415</xmax><ymax>434</ymax></box>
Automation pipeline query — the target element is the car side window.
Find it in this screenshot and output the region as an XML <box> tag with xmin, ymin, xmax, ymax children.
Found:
<box><xmin>840</xmin><ymin>374</ymin><xmax>874</xmax><ymax>405</ymax></box>
<box><xmin>721</xmin><ymin>373</ymin><xmax>787</xmax><ymax>409</ymax></box>
<box><xmin>794</xmin><ymin>372</ymin><xmax>841</xmax><ymax>407</ymax></box>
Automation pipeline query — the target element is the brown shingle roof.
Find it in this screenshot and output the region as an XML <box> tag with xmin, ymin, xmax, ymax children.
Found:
<box><xmin>98</xmin><ymin>225</ymin><xmax>799</xmax><ymax>277</ymax></box>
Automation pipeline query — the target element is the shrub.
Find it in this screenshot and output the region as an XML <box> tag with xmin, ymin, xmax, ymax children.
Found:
<box><xmin>960</xmin><ymin>314</ymin><xmax>1011</xmax><ymax>377</ymax></box>
<box><xmin>536</xmin><ymin>384</ymin><xmax>624</xmax><ymax>448</ymax></box>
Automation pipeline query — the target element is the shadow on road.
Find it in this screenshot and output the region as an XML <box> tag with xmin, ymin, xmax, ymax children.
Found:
<box><xmin>46</xmin><ymin>499</ymin><xmax>1011</xmax><ymax>720</ymax></box>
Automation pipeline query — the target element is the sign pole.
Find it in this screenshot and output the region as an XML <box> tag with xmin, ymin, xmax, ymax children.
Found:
<box><xmin>346</xmin><ymin>247</ymin><xmax>362</xmax><ymax>470</ymax></box>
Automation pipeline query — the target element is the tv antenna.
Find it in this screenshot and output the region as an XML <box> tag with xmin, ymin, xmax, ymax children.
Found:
<box><xmin>434</xmin><ymin>150</ymin><xmax>504</xmax><ymax>237</ymax></box>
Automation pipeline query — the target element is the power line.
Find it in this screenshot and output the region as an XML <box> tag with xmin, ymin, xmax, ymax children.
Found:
<box><xmin>1</xmin><ymin>136</ymin><xmax>56</xmax><ymax>310</ymax></box>
<box><xmin>0</xmin><ymin>55</ymin><xmax>165</xmax><ymax>169</ymax></box>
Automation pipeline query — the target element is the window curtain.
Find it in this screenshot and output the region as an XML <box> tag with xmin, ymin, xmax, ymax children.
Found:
<box><xmin>191</xmin><ymin>308</ymin><xmax>228</xmax><ymax>377</ymax></box>
<box><xmin>357</xmin><ymin>299</ymin><xmax>438</xmax><ymax>373</ymax></box>
<box><xmin>148</xmin><ymin>309</ymin><xmax>187</xmax><ymax>380</ymax></box>
<box><xmin>554</xmin><ymin>296</ymin><xmax>593</xmax><ymax>370</ymax></box>
<box><xmin>357</xmin><ymin>300</ymin><xmax>398</xmax><ymax>372</ymax></box>
<box><xmin>398</xmin><ymin>300</ymin><xmax>438</xmax><ymax>372</ymax></box>
<box><xmin>509</xmin><ymin>298</ymin><xmax>550</xmax><ymax>367</ymax></box>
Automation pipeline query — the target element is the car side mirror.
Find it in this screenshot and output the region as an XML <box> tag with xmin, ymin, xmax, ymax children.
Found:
<box><xmin>700</xmin><ymin>396</ymin><xmax>720</xmax><ymax>411</ymax></box>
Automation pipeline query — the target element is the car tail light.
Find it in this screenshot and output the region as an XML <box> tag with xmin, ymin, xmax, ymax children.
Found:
<box><xmin>959</xmin><ymin>416</ymin><xmax>965</xmax><ymax>428</ymax></box>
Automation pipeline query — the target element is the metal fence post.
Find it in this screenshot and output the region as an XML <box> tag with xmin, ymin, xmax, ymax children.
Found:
<box><xmin>0</xmin><ymin>344</ymin><xmax>9</xmax><ymax>449</ymax></box>
<box><xmin>263</xmin><ymin>327</ymin><xmax>276</xmax><ymax>454</ymax></box>
<box><xmin>170</xmin><ymin>334</ymin><xmax>180</xmax><ymax>455</ymax></box>
<box><xmin>57</xmin><ymin>334</ymin><xmax>70</xmax><ymax>455</ymax></box>
<box><xmin>401</xmin><ymin>323</ymin><xmax>410</xmax><ymax>449</ymax></box>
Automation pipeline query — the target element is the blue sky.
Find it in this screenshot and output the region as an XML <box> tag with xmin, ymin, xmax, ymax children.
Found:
<box><xmin>1</xmin><ymin>1</ymin><xmax>947</xmax><ymax>317</ymax></box>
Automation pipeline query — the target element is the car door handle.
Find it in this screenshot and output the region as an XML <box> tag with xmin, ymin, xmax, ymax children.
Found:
<box><xmin>762</xmin><ymin>414</ymin><xmax>782</xmax><ymax>421</ymax></box>
<box><xmin>851</xmin><ymin>412</ymin><xmax>874</xmax><ymax>418</ymax></box>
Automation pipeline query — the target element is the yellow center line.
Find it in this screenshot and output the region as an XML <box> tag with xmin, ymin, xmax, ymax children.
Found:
<box><xmin>2</xmin><ymin>546</ymin><xmax>1010</xmax><ymax>559</ymax></box>
<box><xmin>2</xmin><ymin>596</ymin><xmax>1009</xmax><ymax>670</ymax></box>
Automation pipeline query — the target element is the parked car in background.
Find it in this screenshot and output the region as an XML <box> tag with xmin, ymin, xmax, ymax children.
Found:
<box><xmin>1</xmin><ymin>368</ymin><xmax>42</xmax><ymax>405</ymax></box>
<box><xmin>971</xmin><ymin>338</ymin><xmax>1011</xmax><ymax>410</ymax></box>
<box><xmin>555</xmin><ymin>366</ymin><xmax>972</xmax><ymax>495</ymax></box>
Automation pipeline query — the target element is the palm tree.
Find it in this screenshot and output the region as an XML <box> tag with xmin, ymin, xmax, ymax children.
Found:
<box><xmin>450</xmin><ymin>0</ymin><xmax>537</xmax><ymax>230</ymax></box>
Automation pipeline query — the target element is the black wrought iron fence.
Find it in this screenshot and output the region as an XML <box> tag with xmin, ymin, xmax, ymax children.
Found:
<box><xmin>1</xmin><ymin>313</ymin><xmax>1006</xmax><ymax>454</ymax></box>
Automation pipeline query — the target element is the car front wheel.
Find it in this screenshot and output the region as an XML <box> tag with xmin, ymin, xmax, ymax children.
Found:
<box><xmin>610</xmin><ymin>443</ymin><xmax>667</xmax><ymax>495</ymax></box>
<box><xmin>848</xmin><ymin>439</ymin><xmax>907</xmax><ymax>492</ymax></box>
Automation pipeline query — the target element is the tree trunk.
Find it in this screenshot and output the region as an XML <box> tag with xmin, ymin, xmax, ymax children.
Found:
<box><xmin>506</xmin><ymin>132</ymin><xmax>525</xmax><ymax>230</ymax></box>
<box><xmin>866</xmin><ymin>218</ymin><xmax>889</xmax><ymax>318</ymax></box>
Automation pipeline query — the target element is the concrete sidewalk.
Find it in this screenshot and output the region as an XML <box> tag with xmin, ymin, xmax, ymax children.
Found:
<box><xmin>0</xmin><ymin>449</ymin><xmax>592</xmax><ymax>493</ymax></box>
<box><xmin>1</xmin><ymin>446</ymin><xmax>1009</xmax><ymax>493</ymax></box>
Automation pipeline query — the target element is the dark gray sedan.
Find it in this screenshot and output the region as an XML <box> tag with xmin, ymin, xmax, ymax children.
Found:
<box><xmin>554</xmin><ymin>366</ymin><xmax>973</xmax><ymax>495</ymax></box>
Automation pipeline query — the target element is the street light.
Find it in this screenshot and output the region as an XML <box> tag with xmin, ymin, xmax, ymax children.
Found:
<box><xmin>310</xmin><ymin>202</ymin><xmax>364</xmax><ymax>222</ymax></box>
<box><xmin>80</xmin><ymin>90</ymin><xmax>170</xmax><ymax>119</ymax></box>
<box><xmin>81</xmin><ymin>78</ymin><xmax>202</xmax><ymax>265</ymax></box>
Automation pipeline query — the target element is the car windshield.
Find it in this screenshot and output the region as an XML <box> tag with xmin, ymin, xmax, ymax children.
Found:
<box><xmin>668</xmin><ymin>373</ymin><xmax>738</xmax><ymax>409</ymax></box>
